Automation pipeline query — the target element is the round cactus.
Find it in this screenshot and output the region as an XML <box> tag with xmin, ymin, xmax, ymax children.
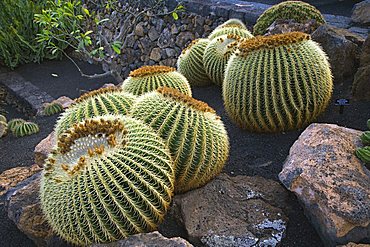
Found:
<box><xmin>7</xmin><ymin>118</ymin><xmax>25</xmax><ymax>132</ymax></box>
<box><xmin>43</xmin><ymin>102</ymin><xmax>64</xmax><ymax>116</ymax></box>
<box><xmin>54</xmin><ymin>87</ymin><xmax>136</xmax><ymax>137</ymax></box>
<box><xmin>40</xmin><ymin>115</ymin><xmax>174</xmax><ymax>245</ymax></box>
<box><xmin>177</xmin><ymin>38</ymin><xmax>212</xmax><ymax>87</ymax></box>
<box><xmin>121</xmin><ymin>65</ymin><xmax>192</xmax><ymax>96</ymax></box>
<box><xmin>131</xmin><ymin>87</ymin><xmax>229</xmax><ymax>193</ymax></box>
<box><xmin>0</xmin><ymin>121</ymin><xmax>7</xmax><ymax>138</ymax></box>
<box><xmin>203</xmin><ymin>34</ymin><xmax>245</xmax><ymax>86</ymax></box>
<box><xmin>223</xmin><ymin>32</ymin><xmax>333</xmax><ymax>133</ymax></box>
<box><xmin>208</xmin><ymin>20</ymin><xmax>253</xmax><ymax>40</ymax></box>
<box><xmin>12</xmin><ymin>121</ymin><xmax>39</xmax><ymax>137</ymax></box>
<box><xmin>0</xmin><ymin>114</ymin><xmax>7</xmax><ymax>123</ymax></box>
<box><xmin>253</xmin><ymin>1</ymin><xmax>326</xmax><ymax>35</ymax></box>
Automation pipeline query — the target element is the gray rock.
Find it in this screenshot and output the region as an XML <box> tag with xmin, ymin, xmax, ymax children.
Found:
<box><xmin>165</xmin><ymin>48</ymin><xmax>177</xmax><ymax>58</ymax></box>
<box><xmin>352</xmin><ymin>64</ymin><xmax>370</xmax><ymax>100</ymax></box>
<box><xmin>139</xmin><ymin>37</ymin><xmax>152</xmax><ymax>54</ymax></box>
<box><xmin>158</xmin><ymin>28</ymin><xmax>174</xmax><ymax>49</ymax></box>
<box><xmin>172</xmin><ymin>173</ymin><xmax>289</xmax><ymax>247</ymax></box>
<box><xmin>360</xmin><ymin>35</ymin><xmax>370</xmax><ymax>66</ymax></box>
<box><xmin>312</xmin><ymin>24</ymin><xmax>361</xmax><ymax>82</ymax></box>
<box><xmin>175</xmin><ymin>32</ymin><xmax>195</xmax><ymax>49</ymax></box>
<box><xmin>125</xmin><ymin>34</ymin><xmax>136</xmax><ymax>48</ymax></box>
<box><xmin>150</xmin><ymin>48</ymin><xmax>162</xmax><ymax>62</ymax></box>
<box><xmin>266</xmin><ymin>19</ymin><xmax>319</xmax><ymax>35</ymax></box>
<box><xmin>159</xmin><ymin>59</ymin><xmax>177</xmax><ymax>67</ymax></box>
<box><xmin>134</xmin><ymin>22</ymin><xmax>145</xmax><ymax>37</ymax></box>
<box><xmin>279</xmin><ymin>123</ymin><xmax>370</xmax><ymax>246</ymax></box>
<box><xmin>148</xmin><ymin>27</ymin><xmax>160</xmax><ymax>41</ymax></box>
<box><xmin>351</xmin><ymin>0</ymin><xmax>370</xmax><ymax>25</ymax></box>
<box><xmin>171</xmin><ymin>24</ymin><xmax>179</xmax><ymax>35</ymax></box>
<box><xmin>91</xmin><ymin>231</ymin><xmax>193</xmax><ymax>247</ymax></box>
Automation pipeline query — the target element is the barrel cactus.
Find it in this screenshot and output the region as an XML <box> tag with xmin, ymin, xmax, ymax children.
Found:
<box><xmin>223</xmin><ymin>32</ymin><xmax>333</xmax><ymax>132</ymax></box>
<box><xmin>0</xmin><ymin>114</ymin><xmax>6</xmax><ymax>123</ymax></box>
<box><xmin>40</xmin><ymin>115</ymin><xmax>175</xmax><ymax>245</ymax></box>
<box><xmin>12</xmin><ymin>121</ymin><xmax>39</xmax><ymax>137</ymax></box>
<box><xmin>203</xmin><ymin>34</ymin><xmax>245</xmax><ymax>86</ymax></box>
<box><xmin>131</xmin><ymin>87</ymin><xmax>229</xmax><ymax>193</ymax></box>
<box><xmin>55</xmin><ymin>87</ymin><xmax>136</xmax><ymax>136</ymax></box>
<box><xmin>253</xmin><ymin>1</ymin><xmax>326</xmax><ymax>35</ymax></box>
<box><xmin>8</xmin><ymin>118</ymin><xmax>25</xmax><ymax>132</ymax></box>
<box><xmin>43</xmin><ymin>102</ymin><xmax>63</xmax><ymax>116</ymax></box>
<box><xmin>0</xmin><ymin>121</ymin><xmax>7</xmax><ymax>138</ymax></box>
<box><xmin>208</xmin><ymin>19</ymin><xmax>253</xmax><ymax>40</ymax></box>
<box><xmin>121</xmin><ymin>65</ymin><xmax>192</xmax><ymax>96</ymax></box>
<box><xmin>177</xmin><ymin>38</ymin><xmax>212</xmax><ymax>87</ymax></box>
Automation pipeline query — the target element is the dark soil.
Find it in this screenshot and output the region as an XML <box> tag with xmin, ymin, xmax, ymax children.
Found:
<box><xmin>0</xmin><ymin>58</ymin><xmax>369</xmax><ymax>247</ymax></box>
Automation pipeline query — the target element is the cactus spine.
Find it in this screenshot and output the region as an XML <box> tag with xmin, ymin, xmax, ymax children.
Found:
<box><xmin>208</xmin><ymin>19</ymin><xmax>253</xmax><ymax>40</ymax></box>
<box><xmin>43</xmin><ymin>102</ymin><xmax>64</xmax><ymax>116</ymax></box>
<box><xmin>131</xmin><ymin>87</ymin><xmax>229</xmax><ymax>193</ymax></box>
<box><xmin>223</xmin><ymin>32</ymin><xmax>333</xmax><ymax>132</ymax></box>
<box><xmin>177</xmin><ymin>39</ymin><xmax>212</xmax><ymax>87</ymax></box>
<box><xmin>40</xmin><ymin>115</ymin><xmax>174</xmax><ymax>245</ymax></box>
<box><xmin>253</xmin><ymin>1</ymin><xmax>326</xmax><ymax>35</ymax></box>
<box><xmin>203</xmin><ymin>34</ymin><xmax>245</xmax><ymax>86</ymax></box>
<box><xmin>54</xmin><ymin>88</ymin><xmax>136</xmax><ymax>136</ymax></box>
<box><xmin>121</xmin><ymin>65</ymin><xmax>192</xmax><ymax>96</ymax></box>
<box><xmin>12</xmin><ymin>121</ymin><xmax>39</xmax><ymax>137</ymax></box>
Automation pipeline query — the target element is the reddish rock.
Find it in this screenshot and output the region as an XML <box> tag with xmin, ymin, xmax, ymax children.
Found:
<box><xmin>279</xmin><ymin>123</ymin><xmax>370</xmax><ymax>246</ymax></box>
<box><xmin>265</xmin><ymin>19</ymin><xmax>320</xmax><ymax>35</ymax></box>
<box><xmin>53</xmin><ymin>96</ymin><xmax>74</xmax><ymax>109</ymax></box>
<box><xmin>172</xmin><ymin>174</ymin><xmax>289</xmax><ymax>247</ymax></box>
<box><xmin>338</xmin><ymin>243</ymin><xmax>370</xmax><ymax>247</ymax></box>
<box><xmin>92</xmin><ymin>231</ymin><xmax>193</xmax><ymax>247</ymax></box>
<box><xmin>34</xmin><ymin>132</ymin><xmax>56</xmax><ymax>166</ymax></box>
<box><xmin>0</xmin><ymin>164</ymin><xmax>42</xmax><ymax>197</ymax></box>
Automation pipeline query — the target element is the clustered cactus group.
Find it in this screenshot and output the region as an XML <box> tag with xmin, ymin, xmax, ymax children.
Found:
<box><xmin>1</xmin><ymin>117</ymin><xmax>39</xmax><ymax>138</ymax></box>
<box><xmin>356</xmin><ymin>119</ymin><xmax>370</xmax><ymax>167</ymax></box>
<box><xmin>39</xmin><ymin>1</ymin><xmax>336</xmax><ymax>245</ymax></box>
<box><xmin>40</xmin><ymin>58</ymin><xmax>229</xmax><ymax>244</ymax></box>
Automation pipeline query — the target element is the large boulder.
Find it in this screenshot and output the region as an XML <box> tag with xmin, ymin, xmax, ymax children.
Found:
<box><xmin>351</xmin><ymin>0</ymin><xmax>370</xmax><ymax>26</ymax></box>
<box><xmin>279</xmin><ymin>123</ymin><xmax>370</xmax><ymax>246</ymax></box>
<box><xmin>91</xmin><ymin>231</ymin><xmax>193</xmax><ymax>247</ymax></box>
<box><xmin>352</xmin><ymin>35</ymin><xmax>370</xmax><ymax>100</ymax></box>
<box><xmin>172</xmin><ymin>174</ymin><xmax>289</xmax><ymax>247</ymax></box>
<box><xmin>4</xmin><ymin>173</ymin><xmax>56</xmax><ymax>247</ymax></box>
<box><xmin>311</xmin><ymin>24</ymin><xmax>363</xmax><ymax>82</ymax></box>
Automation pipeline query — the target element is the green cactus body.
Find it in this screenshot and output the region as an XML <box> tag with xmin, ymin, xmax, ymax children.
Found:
<box><xmin>177</xmin><ymin>38</ymin><xmax>212</xmax><ymax>87</ymax></box>
<box><xmin>44</xmin><ymin>102</ymin><xmax>64</xmax><ymax>116</ymax></box>
<box><xmin>208</xmin><ymin>22</ymin><xmax>253</xmax><ymax>40</ymax></box>
<box><xmin>0</xmin><ymin>121</ymin><xmax>7</xmax><ymax>138</ymax></box>
<box><xmin>0</xmin><ymin>114</ymin><xmax>7</xmax><ymax>123</ymax></box>
<box><xmin>367</xmin><ymin>119</ymin><xmax>370</xmax><ymax>130</ymax></box>
<box><xmin>54</xmin><ymin>88</ymin><xmax>136</xmax><ymax>137</ymax></box>
<box><xmin>40</xmin><ymin>115</ymin><xmax>174</xmax><ymax>245</ymax></box>
<box><xmin>8</xmin><ymin>118</ymin><xmax>25</xmax><ymax>132</ymax></box>
<box><xmin>203</xmin><ymin>34</ymin><xmax>246</xmax><ymax>86</ymax></box>
<box><xmin>131</xmin><ymin>87</ymin><xmax>229</xmax><ymax>193</ymax></box>
<box><xmin>223</xmin><ymin>32</ymin><xmax>333</xmax><ymax>132</ymax></box>
<box><xmin>360</xmin><ymin>131</ymin><xmax>370</xmax><ymax>145</ymax></box>
<box><xmin>13</xmin><ymin>121</ymin><xmax>39</xmax><ymax>137</ymax></box>
<box><xmin>356</xmin><ymin>146</ymin><xmax>370</xmax><ymax>165</ymax></box>
<box><xmin>121</xmin><ymin>65</ymin><xmax>192</xmax><ymax>96</ymax></box>
<box><xmin>253</xmin><ymin>1</ymin><xmax>326</xmax><ymax>35</ymax></box>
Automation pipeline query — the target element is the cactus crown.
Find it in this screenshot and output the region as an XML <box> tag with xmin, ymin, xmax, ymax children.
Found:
<box><xmin>57</xmin><ymin>118</ymin><xmax>126</xmax><ymax>155</ymax></box>
<box><xmin>218</xmin><ymin>19</ymin><xmax>246</xmax><ymax>29</ymax></box>
<box><xmin>157</xmin><ymin>87</ymin><xmax>215</xmax><ymax>113</ymax></box>
<box><xmin>75</xmin><ymin>87</ymin><xmax>121</xmax><ymax>103</ymax></box>
<box><xmin>129</xmin><ymin>65</ymin><xmax>176</xmax><ymax>78</ymax></box>
<box><xmin>182</xmin><ymin>39</ymin><xmax>201</xmax><ymax>54</ymax></box>
<box><xmin>215</xmin><ymin>34</ymin><xmax>241</xmax><ymax>57</ymax></box>
<box><xmin>238</xmin><ymin>32</ymin><xmax>310</xmax><ymax>55</ymax></box>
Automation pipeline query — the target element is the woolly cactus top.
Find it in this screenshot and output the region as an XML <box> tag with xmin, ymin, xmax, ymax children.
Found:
<box><xmin>75</xmin><ymin>87</ymin><xmax>121</xmax><ymax>103</ymax></box>
<box><xmin>213</xmin><ymin>34</ymin><xmax>241</xmax><ymax>57</ymax></box>
<box><xmin>129</xmin><ymin>65</ymin><xmax>176</xmax><ymax>78</ymax></box>
<box><xmin>238</xmin><ymin>32</ymin><xmax>310</xmax><ymax>55</ymax></box>
<box><xmin>157</xmin><ymin>87</ymin><xmax>215</xmax><ymax>114</ymax></box>
<box><xmin>217</xmin><ymin>19</ymin><xmax>246</xmax><ymax>29</ymax></box>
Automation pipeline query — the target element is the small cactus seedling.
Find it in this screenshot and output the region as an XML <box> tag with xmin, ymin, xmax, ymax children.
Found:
<box><xmin>177</xmin><ymin>39</ymin><xmax>212</xmax><ymax>87</ymax></box>
<box><xmin>54</xmin><ymin>88</ymin><xmax>136</xmax><ymax>136</ymax></box>
<box><xmin>253</xmin><ymin>1</ymin><xmax>326</xmax><ymax>35</ymax></box>
<box><xmin>0</xmin><ymin>114</ymin><xmax>6</xmax><ymax>123</ymax></box>
<box><xmin>223</xmin><ymin>32</ymin><xmax>333</xmax><ymax>132</ymax></box>
<box><xmin>12</xmin><ymin>121</ymin><xmax>39</xmax><ymax>137</ymax></box>
<box><xmin>131</xmin><ymin>87</ymin><xmax>229</xmax><ymax>193</ymax></box>
<box><xmin>40</xmin><ymin>115</ymin><xmax>175</xmax><ymax>245</ymax></box>
<box><xmin>0</xmin><ymin>121</ymin><xmax>7</xmax><ymax>138</ymax></box>
<box><xmin>43</xmin><ymin>102</ymin><xmax>64</xmax><ymax>116</ymax></box>
<box><xmin>8</xmin><ymin>118</ymin><xmax>25</xmax><ymax>132</ymax></box>
<box><xmin>121</xmin><ymin>65</ymin><xmax>192</xmax><ymax>96</ymax></box>
<box><xmin>203</xmin><ymin>34</ymin><xmax>247</xmax><ymax>86</ymax></box>
<box><xmin>356</xmin><ymin>146</ymin><xmax>370</xmax><ymax>166</ymax></box>
<box><xmin>208</xmin><ymin>19</ymin><xmax>253</xmax><ymax>40</ymax></box>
